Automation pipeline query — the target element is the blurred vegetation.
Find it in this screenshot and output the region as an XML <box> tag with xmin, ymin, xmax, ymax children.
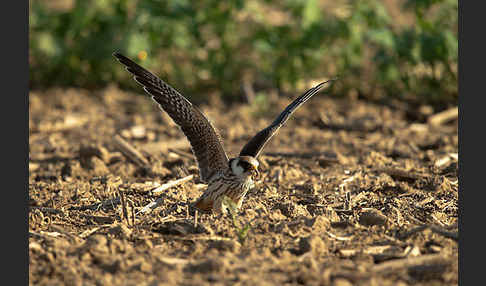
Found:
<box><xmin>222</xmin><ymin>196</ymin><xmax>252</xmax><ymax>245</ymax></box>
<box><xmin>30</xmin><ymin>0</ymin><xmax>457</xmax><ymax>106</ymax></box>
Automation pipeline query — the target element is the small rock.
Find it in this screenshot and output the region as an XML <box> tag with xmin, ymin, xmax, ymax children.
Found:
<box><xmin>269</xmin><ymin>209</ymin><xmax>287</xmax><ymax>221</ymax></box>
<box><xmin>90</xmin><ymin>157</ymin><xmax>110</xmax><ymax>176</ymax></box>
<box><xmin>109</xmin><ymin>223</ymin><xmax>132</xmax><ymax>239</ymax></box>
<box><xmin>79</xmin><ymin>144</ymin><xmax>110</xmax><ymax>163</ymax></box>
<box><xmin>276</xmin><ymin>202</ymin><xmax>309</xmax><ymax>218</ymax></box>
<box><xmin>29</xmin><ymin>163</ymin><xmax>40</xmax><ymax>172</ymax></box>
<box><xmin>208</xmin><ymin>239</ymin><xmax>240</xmax><ymax>252</ymax></box>
<box><xmin>358</xmin><ymin>208</ymin><xmax>388</xmax><ymax>226</ymax></box>
<box><xmin>88</xmin><ymin>234</ymin><xmax>108</xmax><ymax>246</ymax></box>
<box><xmin>107</xmin><ymin>152</ymin><xmax>124</xmax><ymax>165</ymax></box>
<box><xmin>185</xmin><ymin>258</ymin><xmax>223</xmax><ymax>273</ymax></box>
<box><xmin>333</xmin><ymin>278</ymin><xmax>353</xmax><ymax>286</ymax></box>
<box><xmin>86</xmin><ymin>235</ymin><xmax>110</xmax><ymax>254</ymax></box>
<box><xmin>29</xmin><ymin>241</ymin><xmax>43</xmax><ymax>252</ymax></box>
<box><xmin>129</xmin><ymin>258</ymin><xmax>152</xmax><ymax>273</ymax></box>
<box><xmin>121</xmin><ymin>125</ymin><xmax>147</xmax><ymax>140</ymax></box>
<box><xmin>298</xmin><ymin>235</ymin><xmax>327</xmax><ymax>256</ymax></box>
<box><xmin>78</xmin><ymin>145</ymin><xmax>111</xmax><ymax>175</ymax></box>
<box><xmin>310</xmin><ymin>216</ymin><xmax>331</xmax><ymax>233</ymax></box>
<box><xmin>61</xmin><ymin>162</ymin><xmax>72</xmax><ymax>178</ymax></box>
<box><xmin>131</xmin><ymin>125</ymin><xmax>147</xmax><ymax>139</ymax></box>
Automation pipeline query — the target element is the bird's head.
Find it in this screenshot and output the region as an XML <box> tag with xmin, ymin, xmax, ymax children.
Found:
<box><xmin>229</xmin><ymin>156</ymin><xmax>260</xmax><ymax>179</ymax></box>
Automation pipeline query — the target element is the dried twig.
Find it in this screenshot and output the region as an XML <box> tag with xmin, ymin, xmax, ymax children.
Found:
<box><xmin>168</xmin><ymin>148</ymin><xmax>194</xmax><ymax>160</ymax></box>
<box><xmin>157</xmin><ymin>256</ymin><xmax>191</xmax><ymax>266</ymax></box>
<box><xmin>151</xmin><ymin>175</ymin><xmax>194</xmax><ymax>195</ymax></box>
<box><xmin>129</xmin><ymin>200</ymin><xmax>136</xmax><ymax>226</ymax></box>
<box><xmin>113</xmin><ymin>134</ymin><xmax>150</xmax><ymax>168</ymax></box>
<box><xmin>378</xmin><ymin>167</ymin><xmax>424</xmax><ymax>181</ymax></box>
<box><xmin>398</xmin><ymin>224</ymin><xmax>458</xmax><ymax>241</ymax></box>
<box><xmin>428</xmin><ymin>107</ymin><xmax>458</xmax><ymax>126</ymax></box>
<box><xmin>77</xmin><ymin>225</ymin><xmax>114</xmax><ymax>239</ymax></box>
<box><xmin>263</xmin><ymin>151</ymin><xmax>338</xmax><ymax>161</ymax></box>
<box><xmin>29</xmin><ymin>231</ymin><xmax>62</xmax><ymax>239</ymax></box>
<box><xmin>49</xmin><ymin>225</ymin><xmax>77</xmax><ymax>240</ymax></box>
<box><xmin>138</xmin><ymin>176</ymin><xmax>194</xmax><ymax>215</ymax></box>
<box><xmin>326</xmin><ymin>231</ymin><xmax>353</xmax><ymax>241</ymax></box>
<box><xmin>371</xmin><ymin>253</ymin><xmax>450</xmax><ymax>274</ymax></box>
<box><xmin>429</xmin><ymin>225</ymin><xmax>458</xmax><ymax>241</ymax></box>
<box><xmin>69</xmin><ymin>197</ymin><xmax>121</xmax><ymax>211</ymax></box>
<box><xmin>78</xmin><ymin>227</ymin><xmax>101</xmax><ymax>239</ymax></box>
<box><xmin>242</xmin><ymin>79</ymin><xmax>255</xmax><ymax>104</ymax></box>
<box><xmin>29</xmin><ymin>155</ymin><xmax>75</xmax><ymax>163</ymax></box>
<box><xmin>434</xmin><ymin>153</ymin><xmax>458</xmax><ymax>169</ymax></box>
<box><xmin>138</xmin><ymin>198</ymin><xmax>164</xmax><ymax>215</ymax></box>
<box><xmin>119</xmin><ymin>190</ymin><xmax>129</xmax><ymax>225</ymax></box>
<box><xmin>141</xmin><ymin>139</ymin><xmax>189</xmax><ymax>154</ymax></box>
<box><xmin>78</xmin><ymin>214</ymin><xmax>115</xmax><ymax>224</ymax></box>
<box><xmin>172</xmin><ymin>235</ymin><xmax>235</xmax><ymax>242</ymax></box>
<box><xmin>34</xmin><ymin>114</ymin><xmax>88</xmax><ymax>133</ymax></box>
<box><xmin>29</xmin><ymin>207</ymin><xmax>64</xmax><ymax>214</ymax></box>
<box><xmin>317</xmin><ymin>113</ymin><xmax>380</xmax><ymax>132</ymax></box>
<box><xmin>130</xmin><ymin>181</ymin><xmax>161</xmax><ymax>193</ymax></box>
<box><xmin>339</xmin><ymin>171</ymin><xmax>361</xmax><ymax>192</ymax></box>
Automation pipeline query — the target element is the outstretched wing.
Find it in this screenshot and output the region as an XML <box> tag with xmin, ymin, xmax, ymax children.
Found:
<box><xmin>113</xmin><ymin>52</ymin><xmax>229</xmax><ymax>182</ymax></box>
<box><xmin>239</xmin><ymin>79</ymin><xmax>336</xmax><ymax>158</ymax></box>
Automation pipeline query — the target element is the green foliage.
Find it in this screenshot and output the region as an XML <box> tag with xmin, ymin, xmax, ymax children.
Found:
<box><xmin>250</xmin><ymin>92</ymin><xmax>271</xmax><ymax>118</ymax></box>
<box><xmin>30</xmin><ymin>0</ymin><xmax>457</xmax><ymax>105</ymax></box>
<box><xmin>222</xmin><ymin>196</ymin><xmax>251</xmax><ymax>245</ymax></box>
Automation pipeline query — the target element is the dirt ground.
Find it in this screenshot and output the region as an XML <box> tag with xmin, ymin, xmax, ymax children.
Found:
<box><xmin>29</xmin><ymin>86</ymin><xmax>458</xmax><ymax>286</ymax></box>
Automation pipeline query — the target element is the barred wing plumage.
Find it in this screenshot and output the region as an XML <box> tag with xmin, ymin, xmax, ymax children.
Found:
<box><xmin>113</xmin><ymin>52</ymin><xmax>229</xmax><ymax>182</ymax></box>
<box><xmin>239</xmin><ymin>79</ymin><xmax>336</xmax><ymax>158</ymax></box>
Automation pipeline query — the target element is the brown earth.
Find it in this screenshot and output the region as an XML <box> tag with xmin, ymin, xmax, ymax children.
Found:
<box><xmin>29</xmin><ymin>86</ymin><xmax>458</xmax><ymax>286</ymax></box>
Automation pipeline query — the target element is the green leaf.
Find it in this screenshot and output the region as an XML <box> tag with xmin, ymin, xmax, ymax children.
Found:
<box><xmin>302</xmin><ymin>0</ymin><xmax>321</xmax><ymax>28</ymax></box>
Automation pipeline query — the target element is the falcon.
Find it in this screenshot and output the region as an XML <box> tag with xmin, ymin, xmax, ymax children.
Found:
<box><xmin>113</xmin><ymin>52</ymin><xmax>335</xmax><ymax>213</ymax></box>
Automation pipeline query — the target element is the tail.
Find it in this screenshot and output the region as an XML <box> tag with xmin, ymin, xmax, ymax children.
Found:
<box><xmin>192</xmin><ymin>196</ymin><xmax>213</xmax><ymax>213</ymax></box>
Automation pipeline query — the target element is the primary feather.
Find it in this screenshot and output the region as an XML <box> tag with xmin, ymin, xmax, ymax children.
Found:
<box><xmin>239</xmin><ymin>79</ymin><xmax>336</xmax><ymax>158</ymax></box>
<box><xmin>113</xmin><ymin>52</ymin><xmax>229</xmax><ymax>182</ymax></box>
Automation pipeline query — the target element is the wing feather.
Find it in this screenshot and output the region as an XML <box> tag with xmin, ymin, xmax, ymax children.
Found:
<box><xmin>239</xmin><ymin>79</ymin><xmax>336</xmax><ymax>158</ymax></box>
<box><xmin>113</xmin><ymin>52</ymin><xmax>229</xmax><ymax>182</ymax></box>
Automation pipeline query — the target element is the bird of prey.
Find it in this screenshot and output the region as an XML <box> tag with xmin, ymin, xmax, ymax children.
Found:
<box><xmin>113</xmin><ymin>52</ymin><xmax>335</xmax><ymax>213</ymax></box>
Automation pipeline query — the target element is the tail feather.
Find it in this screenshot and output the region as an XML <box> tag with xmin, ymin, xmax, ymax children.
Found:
<box><xmin>192</xmin><ymin>197</ymin><xmax>213</xmax><ymax>212</ymax></box>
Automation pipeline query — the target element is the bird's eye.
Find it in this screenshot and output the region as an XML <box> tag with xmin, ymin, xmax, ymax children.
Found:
<box><xmin>240</xmin><ymin>162</ymin><xmax>251</xmax><ymax>170</ymax></box>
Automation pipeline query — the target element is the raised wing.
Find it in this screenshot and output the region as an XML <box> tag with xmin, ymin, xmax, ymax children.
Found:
<box><xmin>239</xmin><ymin>79</ymin><xmax>336</xmax><ymax>158</ymax></box>
<box><xmin>113</xmin><ymin>52</ymin><xmax>229</xmax><ymax>182</ymax></box>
